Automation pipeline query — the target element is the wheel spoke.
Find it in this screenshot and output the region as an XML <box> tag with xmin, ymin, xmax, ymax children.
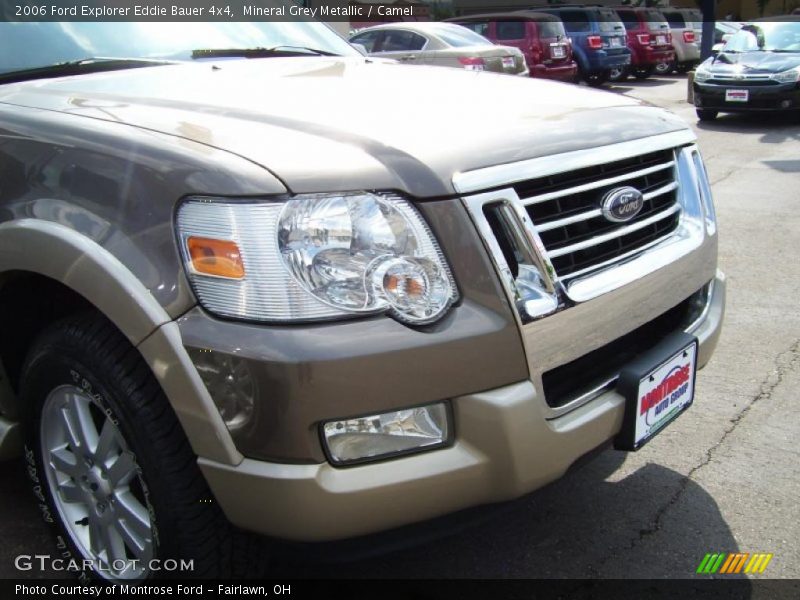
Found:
<box><xmin>114</xmin><ymin>491</ymin><xmax>153</xmax><ymax>560</ymax></box>
<box><xmin>95</xmin><ymin>418</ymin><xmax>121</xmax><ymax>465</ymax></box>
<box><xmin>106</xmin><ymin>452</ymin><xmax>137</xmax><ymax>487</ymax></box>
<box><xmin>102</xmin><ymin>522</ymin><xmax>128</xmax><ymax>565</ymax></box>
<box><xmin>49</xmin><ymin>446</ymin><xmax>82</xmax><ymax>478</ymax></box>
<box><xmin>87</xmin><ymin>515</ymin><xmax>105</xmax><ymax>556</ymax></box>
<box><xmin>57</xmin><ymin>480</ymin><xmax>86</xmax><ymax>505</ymax></box>
<box><xmin>60</xmin><ymin>393</ymin><xmax>99</xmax><ymax>454</ymax></box>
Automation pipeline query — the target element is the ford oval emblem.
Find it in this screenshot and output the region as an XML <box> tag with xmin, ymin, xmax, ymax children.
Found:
<box><xmin>601</xmin><ymin>186</ymin><xmax>644</xmax><ymax>223</ymax></box>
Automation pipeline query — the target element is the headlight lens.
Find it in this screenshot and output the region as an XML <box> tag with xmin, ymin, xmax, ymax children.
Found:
<box><xmin>177</xmin><ymin>193</ymin><xmax>457</xmax><ymax>324</ymax></box>
<box><xmin>693</xmin><ymin>65</ymin><xmax>712</xmax><ymax>83</ymax></box>
<box><xmin>771</xmin><ymin>67</ymin><xmax>800</xmax><ymax>84</ymax></box>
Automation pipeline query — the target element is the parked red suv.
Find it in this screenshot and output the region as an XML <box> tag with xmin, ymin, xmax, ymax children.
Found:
<box><xmin>612</xmin><ymin>7</ymin><xmax>675</xmax><ymax>80</ymax></box>
<box><xmin>447</xmin><ymin>11</ymin><xmax>578</xmax><ymax>81</ymax></box>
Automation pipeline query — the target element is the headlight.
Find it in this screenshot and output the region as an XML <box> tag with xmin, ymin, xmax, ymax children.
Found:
<box><xmin>771</xmin><ymin>67</ymin><xmax>800</xmax><ymax>84</ymax></box>
<box><xmin>177</xmin><ymin>193</ymin><xmax>458</xmax><ymax>325</ymax></box>
<box><xmin>693</xmin><ymin>64</ymin><xmax>712</xmax><ymax>83</ymax></box>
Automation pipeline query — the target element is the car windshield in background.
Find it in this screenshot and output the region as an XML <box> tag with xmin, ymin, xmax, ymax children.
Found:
<box><xmin>433</xmin><ymin>24</ymin><xmax>492</xmax><ymax>47</ymax></box>
<box><xmin>0</xmin><ymin>20</ymin><xmax>357</xmax><ymax>76</ymax></box>
<box><xmin>646</xmin><ymin>11</ymin><xmax>669</xmax><ymax>31</ymax></box>
<box><xmin>724</xmin><ymin>22</ymin><xmax>800</xmax><ymax>52</ymax></box>
<box><xmin>597</xmin><ymin>10</ymin><xmax>624</xmax><ymax>32</ymax></box>
<box><xmin>538</xmin><ymin>20</ymin><xmax>567</xmax><ymax>38</ymax></box>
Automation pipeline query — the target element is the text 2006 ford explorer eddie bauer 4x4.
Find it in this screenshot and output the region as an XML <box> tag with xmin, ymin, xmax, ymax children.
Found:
<box><xmin>0</xmin><ymin>18</ymin><xmax>724</xmax><ymax>580</ymax></box>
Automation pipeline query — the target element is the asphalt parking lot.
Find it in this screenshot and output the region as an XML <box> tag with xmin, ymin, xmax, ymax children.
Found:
<box><xmin>1</xmin><ymin>74</ymin><xmax>799</xmax><ymax>584</ymax></box>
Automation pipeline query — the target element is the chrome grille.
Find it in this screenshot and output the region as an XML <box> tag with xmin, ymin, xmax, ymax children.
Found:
<box><xmin>513</xmin><ymin>149</ymin><xmax>680</xmax><ymax>278</ymax></box>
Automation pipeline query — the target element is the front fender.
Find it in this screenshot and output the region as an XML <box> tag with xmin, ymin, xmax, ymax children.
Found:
<box><xmin>0</xmin><ymin>219</ymin><xmax>242</xmax><ymax>465</ymax></box>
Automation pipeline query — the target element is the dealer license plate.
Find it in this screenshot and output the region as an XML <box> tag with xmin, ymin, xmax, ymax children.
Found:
<box><xmin>656</xmin><ymin>35</ymin><xmax>667</xmax><ymax>45</ymax></box>
<box><xmin>610</xmin><ymin>37</ymin><xmax>623</xmax><ymax>48</ymax></box>
<box><xmin>615</xmin><ymin>334</ymin><xmax>697</xmax><ymax>451</ymax></box>
<box><xmin>726</xmin><ymin>89</ymin><xmax>749</xmax><ymax>102</ymax></box>
<box><xmin>551</xmin><ymin>44</ymin><xmax>566</xmax><ymax>58</ymax></box>
<box><xmin>502</xmin><ymin>56</ymin><xmax>516</xmax><ymax>69</ymax></box>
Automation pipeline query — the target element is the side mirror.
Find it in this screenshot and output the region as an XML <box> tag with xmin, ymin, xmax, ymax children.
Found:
<box><xmin>711</xmin><ymin>42</ymin><xmax>724</xmax><ymax>56</ymax></box>
<box><xmin>351</xmin><ymin>43</ymin><xmax>369</xmax><ymax>56</ymax></box>
<box><xmin>721</xmin><ymin>33</ymin><xmax>733</xmax><ymax>43</ymax></box>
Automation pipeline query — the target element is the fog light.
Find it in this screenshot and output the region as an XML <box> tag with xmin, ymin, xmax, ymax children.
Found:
<box><xmin>780</xmin><ymin>99</ymin><xmax>792</xmax><ymax>109</ymax></box>
<box><xmin>322</xmin><ymin>403</ymin><xmax>450</xmax><ymax>465</ymax></box>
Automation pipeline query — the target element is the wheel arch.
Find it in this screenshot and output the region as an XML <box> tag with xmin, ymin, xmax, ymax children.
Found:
<box><xmin>0</xmin><ymin>219</ymin><xmax>242</xmax><ymax>465</ymax></box>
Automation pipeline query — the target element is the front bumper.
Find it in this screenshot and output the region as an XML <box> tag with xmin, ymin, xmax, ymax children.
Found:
<box><xmin>694</xmin><ymin>81</ymin><xmax>800</xmax><ymax>111</ymax></box>
<box><xmin>199</xmin><ymin>271</ymin><xmax>724</xmax><ymax>542</ymax></box>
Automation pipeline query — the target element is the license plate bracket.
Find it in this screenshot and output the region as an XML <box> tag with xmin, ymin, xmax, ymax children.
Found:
<box><xmin>614</xmin><ymin>332</ymin><xmax>698</xmax><ymax>451</ymax></box>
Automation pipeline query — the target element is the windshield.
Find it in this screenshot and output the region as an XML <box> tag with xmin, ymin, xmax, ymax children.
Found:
<box><xmin>432</xmin><ymin>24</ymin><xmax>492</xmax><ymax>47</ymax></box>
<box><xmin>724</xmin><ymin>22</ymin><xmax>800</xmax><ymax>52</ymax></box>
<box><xmin>0</xmin><ymin>20</ymin><xmax>358</xmax><ymax>76</ymax></box>
<box><xmin>597</xmin><ymin>10</ymin><xmax>624</xmax><ymax>33</ymax></box>
<box><xmin>538</xmin><ymin>20</ymin><xmax>567</xmax><ymax>39</ymax></box>
<box><xmin>646</xmin><ymin>10</ymin><xmax>670</xmax><ymax>32</ymax></box>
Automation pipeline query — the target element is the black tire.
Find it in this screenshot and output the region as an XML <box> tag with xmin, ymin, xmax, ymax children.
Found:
<box><xmin>608</xmin><ymin>67</ymin><xmax>628</xmax><ymax>82</ymax></box>
<box><xmin>584</xmin><ymin>70</ymin><xmax>609</xmax><ymax>87</ymax></box>
<box><xmin>676</xmin><ymin>62</ymin><xmax>694</xmax><ymax>74</ymax></box>
<box><xmin>633</xmin><ymin>66</ymin><xmax>654</xmax><ymax>80</ymax></box>
<box><xmin>20</xmin><ymin>312</ymin><xmax>264</xmax><ymax>580</ymax></box>
<box><xmin>696</xmin><ymin>108</ymin><xmax>719</xmax><ymax>121</ymax></box>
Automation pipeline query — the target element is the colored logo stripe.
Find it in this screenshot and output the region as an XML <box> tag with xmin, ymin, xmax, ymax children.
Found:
<box><xmin>697</xmin><ymin>553</ymin><xmax>773</xmax><ymax>574</ymax></box>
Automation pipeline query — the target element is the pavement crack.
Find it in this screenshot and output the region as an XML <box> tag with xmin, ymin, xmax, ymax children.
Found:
<box><xmin>591</xmin><ymin>338</ymin><xmax>800</xmax><ymax>576</ymax></box>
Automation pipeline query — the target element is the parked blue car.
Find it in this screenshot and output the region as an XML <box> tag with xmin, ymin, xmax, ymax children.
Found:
<box><xmin>538</xmin><ymin>6</ymin><xmax>632</xmax><ymax>86</ymax></box>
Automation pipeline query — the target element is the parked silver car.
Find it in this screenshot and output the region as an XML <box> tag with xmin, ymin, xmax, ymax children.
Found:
<box><xmin>659</xmin><ymin>8</ymin><xmax>702</xmax><ymax>73</ymax></box>
<box><xmin>350</xmin><ymin>22</ymin><xmax>528</xmax><ymax>76</ymax></box>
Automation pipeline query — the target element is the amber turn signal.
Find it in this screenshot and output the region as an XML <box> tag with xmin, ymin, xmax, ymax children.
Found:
<box><xmin>186</xmin><ymin>236</ymin><xmax>245</xmax><ymax>279</ymax></box>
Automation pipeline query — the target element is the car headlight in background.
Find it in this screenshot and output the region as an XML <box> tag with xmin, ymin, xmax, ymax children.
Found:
<box><xmin>693</xmin><ymin>64</ymin><xmax>712</xmax><ymax>83</ymax></box>
<box><xmin>771</xmin><ymin>67</ymin><xmax>800</xmax><ymax>84</ymax></box>
<box><xmin>177</xmin><ymin>193</ymin><xmax>458</xmax><ymax>325</ymax></box>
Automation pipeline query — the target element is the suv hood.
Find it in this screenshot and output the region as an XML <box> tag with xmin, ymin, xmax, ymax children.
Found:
<box><xmin>710</xmin><ymin>51</ymin><xmax>800</xmax><ymax>74</ymax></box>
<box><xmin>0</xmin><ymin>57</ymin><xmax>689</xmax><ymax>197</ymax></box>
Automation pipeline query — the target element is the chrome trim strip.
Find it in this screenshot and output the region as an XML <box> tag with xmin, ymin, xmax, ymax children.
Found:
<box><xmin>558</xmin><ymin>230</ymin><xmax>673</xmax><ymax>281</ymax></box>
<box><xmin>546</xmin><ymin>203</ymin><xmax>681</xmax><ymax>259</ymax></box>
<box><xmin>643</xmin><ymin>180</ymin><xmax>678</xmax><ymax>201</ymax></box>
<box><xmin>453</xmin><ymin>130</ymin><xmax>696</xmax><ymax>194</ymax></box>
<box><xmin>535</xmin><ymin>208</ymin><xmax>603</xmax><ymax>233</ymax></box>
<box><xmin>521</xmin><ymin>160</ymin><xmax>676</xmax><ymax>206</ymax></box>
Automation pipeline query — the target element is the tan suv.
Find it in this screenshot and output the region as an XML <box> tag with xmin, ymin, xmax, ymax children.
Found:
<box><xmin>0</xmin><ymin>17</ymin><xmax>724</xmax><ymax>580</ymax></box>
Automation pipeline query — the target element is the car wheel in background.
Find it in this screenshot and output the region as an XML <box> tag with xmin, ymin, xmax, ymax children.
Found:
<box><xmin>584</xmin><ymin>70</ymin><xmax>610</xmax><ymax>87</ymax></box>
<box><xmin>632</xmin><ymin>65</ymin><xmax>654</xmax><ymax>80</ymax></box>
<box><xmin>696</xmin><ymin>108</ymin><xmax>718</xmax><ymax>121</ymax></box>
<box><xmin>676</xmin><ymin>62</ymin><xmax>694</xmax><ymax>74</ymax></box>
<box><xmin>607</xmin><ymin>67</ymin><xmax>627</xmax><ymax>83</ymax></box>
<box><xmin>655</xmin><ymin>61</ymin><xmax>674</xmax><ymax>75</ymax></box>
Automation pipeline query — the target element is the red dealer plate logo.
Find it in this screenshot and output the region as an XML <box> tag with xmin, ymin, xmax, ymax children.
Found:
<box><xmin>634</xmin><ymin>343</ymin><xmax>697</xmax><ymax>446</ymax></box>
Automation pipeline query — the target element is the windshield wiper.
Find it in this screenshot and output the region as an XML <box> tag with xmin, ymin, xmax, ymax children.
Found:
<box><xmin>0</xmin><ymin>57</ymin><xmax>177</xmax><ymax>85</ymax></box>
<box><xmin>764</xmin><ymin>48</ymin><xmax>800</xmax><ymax>53</ymax></box>
<box><xmin>191</xmin><ymin>46</ymin><xmax>339</xmax><ymax>60</ymax></box>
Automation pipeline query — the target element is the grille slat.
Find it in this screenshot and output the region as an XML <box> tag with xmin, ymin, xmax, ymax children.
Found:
<box><xmin>520</xmin><ymin>159</ymin><xmax>676</xmax><ymax>207</ymax></box>
<box><xmin>508</xmin><ymin>148</ymin><xmax>681</xmax><ymax>279</ymax></box>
